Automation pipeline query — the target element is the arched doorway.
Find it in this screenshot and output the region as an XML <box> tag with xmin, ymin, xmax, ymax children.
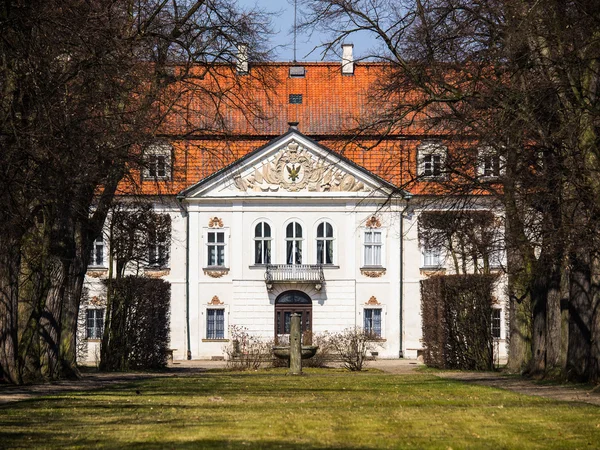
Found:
<box><xmin>274</xmin><ymin>290</ymin><xmax>312</xmax><ymax>337</ymax></box>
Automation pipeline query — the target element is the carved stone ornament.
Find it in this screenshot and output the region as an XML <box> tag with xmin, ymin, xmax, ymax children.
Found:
<box><xmin>232</xmin><ymin>140</ymin><xmax>371</xmax><ymax>193</ymax></box>
<box><xmin>209</xmin><ymin>295</ymin><xmax>224</xmax><ymax>305</ymax></box>
<box><xmin>365</xmin><ymin>216</ymin><xmax>381</xmax><ymax>228</ymax></box>
<box><xmin>87</xmin><ymin>269</ymin><xmax>107</xmax><ymax>278</ymax></box>
<box><xmin>90</xmin><ymin>296</ymin><xmax>103</xmax><ymax>306</ymax></box>
<box><xmin>208</xmin><ymin>217</ymin><xmax>224</xmax><ymax>228</ymax></box>
<box><xmin>204</xmin><ymin>268</ymin><xmax>229</xmax><ymax>278</ymax></box>
<box><xmin>366</xmin><ymin>296</ymin><xmax>381</xmax><ymax>305</ymax></box>
<box><xmin>361</xmin><ymin>268</ymin><xmax>386</xmax><ymax>278</ymax></box>
<box><xmin>145</xmin><ymin>269</ymin><xmax>170</xmax><ymax>278</ymax></box>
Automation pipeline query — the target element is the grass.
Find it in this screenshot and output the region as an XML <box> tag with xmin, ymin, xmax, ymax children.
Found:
<box><xmin>1</xmin><ymin>368</ymin><xmax>599</xmax><ymax>449</ymax></box>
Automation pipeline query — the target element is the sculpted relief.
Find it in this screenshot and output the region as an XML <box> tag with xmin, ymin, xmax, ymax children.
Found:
<box><xmin>232</xmin><ymin>141</ymin><xmax>370</xmax><ymax>193</ymax></box>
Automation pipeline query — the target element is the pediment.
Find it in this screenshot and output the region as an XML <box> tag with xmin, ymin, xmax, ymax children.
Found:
<box><xmin>181</xmin><ymin>131</ymin><xmax>396</xmax><ymax>198</ymax></box>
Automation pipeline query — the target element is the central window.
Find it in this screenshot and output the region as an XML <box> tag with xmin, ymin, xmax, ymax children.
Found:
<box><xmin>316</xmin><ymin>221</ymin><xmax>334</xmax><ymax>265</ymax></box>
<box><xmin>286</xmin><ymin>222</ymin><xmax>303</xmax><ymax>265</ymax></box>
<box><xmin>363</xmin><ymin>230</ymin><xmax>383</xmax><ymax>266</ymax></box>
<box><xmin>254</xmin><ymin>222</ymin><xmax>272</xmax><ymax>265</ymax></box>
<box><xmin>207</xmin><ymin>231</ymin><xmax>226</xmax><ymax>266</ymax></box>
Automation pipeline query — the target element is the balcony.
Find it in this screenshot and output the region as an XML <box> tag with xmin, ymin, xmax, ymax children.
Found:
<box><xmin>265</xmin><ymin>264</ymin><xmax>325</xmax><ymax>291</ymax></box>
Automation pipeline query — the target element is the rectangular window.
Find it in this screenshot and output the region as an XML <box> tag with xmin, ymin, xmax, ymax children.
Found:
<box><xmin>207</xmin><ymin>231</ymin><xmax>226</xmax><ymax>266</ymax></box>
<box><xmin>289</xmin><ymin>93</ymin><xmax>303</xmax><ymax>104</ymax></box>
<box><xmin>89</xmin><ymin>237</ymin><xmax>104</xmax><ymax>267</ymax></box>
<box><xmin>207</xmin><ymin>309</ymin><xmax>225</xmax><ymax>339</ymax></box>
<box><xmin>143</xmin><ymin>144</ymin><xmax>172</xmax><ymax>180</ymax></box>
<box><xmin>423</xmin><ymin>154</ymin><xmax>442</xmax><ymax>177</ymax></box>
<box><xmin>483</xmin><ymin>154</ymin><xmax>501</xmax><ymax>177</ymax></box>
<box><xmin>364</xmin><ymin>309</ymin><xmax>382</xmax><ymax>338</ymax></box>
<box><xmin>363</xmin><ymin>230</ymin><xmax>382</xmax><ymax>266</ymax></box>
<box><xmin>86</xmin><ymin>309</ymin><xmax>104</xmax><ymax>339</ymax></box>
<box><xmin>492</xmin><ymin>309</ymin><xmax>501</xmax><ymax>339</ymax></box>
<box><xmin>423</xmin><ymin>246</ymin><xmax>442</xmax><ymax>267</ymax></box>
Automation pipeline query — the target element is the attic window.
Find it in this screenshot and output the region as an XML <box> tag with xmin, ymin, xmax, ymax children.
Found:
<box><xmin>289</xmin><ymin>66</ymin><xmax>306</xmax><ymax>77</ymax></box>
<box><xmin>289</xmin><ymin>94</ymin><xmax>303</xmax><ymax>104</ymax></box>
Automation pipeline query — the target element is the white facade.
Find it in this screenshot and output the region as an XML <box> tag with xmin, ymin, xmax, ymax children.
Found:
<box><xmin>81</xmin><ymin>129</ymin><xmax>507</xmax><ymax>362</ymax></box>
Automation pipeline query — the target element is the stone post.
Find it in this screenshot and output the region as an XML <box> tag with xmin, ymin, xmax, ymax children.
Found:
<box><xmin>289</xmin><ymin>313</ymin><xmax>302</xmax><ymax>375</ymax></box>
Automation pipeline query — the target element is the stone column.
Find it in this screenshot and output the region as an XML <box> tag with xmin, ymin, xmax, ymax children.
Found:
<box><xmin>289</xmin><ymin>313</ymin><xmax>302</xmax><ymax>375</ymax></box>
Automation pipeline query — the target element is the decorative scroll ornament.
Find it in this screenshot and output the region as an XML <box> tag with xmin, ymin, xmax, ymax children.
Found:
<box><xmin>204</xmin><ymin>268</ymin><xmax>229</xmax><ymax>278</ymax></box>
<box><xmin>366</xmin><ymin>296</ymin><xmax>381</xmax><ymax>305</ymax></box>
<box><xmin>208</xmin><ymin>217</ymin><xmax>223</xmax><ymax>228</ymax></box>
<box><xmin>232</xmin><ymin>140</ymin><xmax>370</xmax><ymax>193</ymax></box>
<box><xmin>365</xmin><ymin>216</ymin><xmax>381</xmax><ymax>228</ymax></box>
<box><xmin>361</xmin><ymin>269</ymin><xmax>386</xmax><ymax>278</ymax></box>
<box><xmin>209</xmin><ymin>296</ymin><xmax>224</xmax><ymax>305</ymax></box>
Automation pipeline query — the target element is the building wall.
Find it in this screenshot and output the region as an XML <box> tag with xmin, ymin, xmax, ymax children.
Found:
<box><xmin>186</xmin><ymin>199</ymin><xmax>404</xmax><ymax>360</ymax></box>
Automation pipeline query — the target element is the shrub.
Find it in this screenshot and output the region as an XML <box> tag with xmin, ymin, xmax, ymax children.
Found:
<box><xmin>224</xmin><ymin>325</ymin><xmax>273</xmax><ymax>370</ymax></box>
<box><xmin>328</xmin><ymin>327</ymin><xmax>382</xmax><ymax>371</ymax></box>
<box><xmin>303</xmin><ymin>332</ymin><xmax>335</xmax><ymax>368</ymax></box>
<box><xmin>421</xmin><ymin>274</ymin><xmax>498</xmax><ymax>370</ymax></box>
<box><xmin>100</xmin><ymin>277</ymin><xmax>170</xmax><ymax>371</ymax></box>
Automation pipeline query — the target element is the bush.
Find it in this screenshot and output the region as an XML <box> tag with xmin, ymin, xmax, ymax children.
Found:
<box><xmin>303</xmin><ymin>332</ymin><xmax>335</xmax><ymax>368</ymax></box>
<box><xmin>328</xmin><ymin>327</ymin><xmax>382</xmax><ymax>371</ymax></box>
<box><xmin>421</xmin><ymin>274</ymin><xmax>498</xmax><ymax>370</ymax></box>
<box><xmin>100</xmin><ymin>277</ymin><xmax>170</xmax><ymax>371</ymax></box>
<box><xmin>224</xmin><ymin>325</ymin><xmax>273</xmax><ymax>370</ymax></box>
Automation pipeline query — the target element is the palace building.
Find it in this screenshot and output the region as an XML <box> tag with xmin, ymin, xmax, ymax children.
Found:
<box><xmin>81</xmin><ymin>46</ymin><xmax>507</xmax><ymax>362</ymax></box>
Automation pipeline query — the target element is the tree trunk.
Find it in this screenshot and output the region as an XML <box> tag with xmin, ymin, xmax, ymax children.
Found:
<box><xmin>0</xmin><ymin>244</ymin><xmax>22</xmax><ymax>384</ymax></box>
<box><xmin>567</xmin><ymin>249</ymin><xmax>593</xmax><ymax>381</ymax></box>
<box><xmin>38</xmin><ymin>257</ymin><xmax>66</xmax><ymax>380</ymax></box>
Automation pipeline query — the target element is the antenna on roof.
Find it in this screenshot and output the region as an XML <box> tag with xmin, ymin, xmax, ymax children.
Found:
<box><xmin>293</xmin><ymin>0</ymin><xmax>297</xmax><ymax>62</ymax></box>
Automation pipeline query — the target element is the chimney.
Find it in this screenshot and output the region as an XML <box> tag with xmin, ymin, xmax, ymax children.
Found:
<box><xmin>342</xmin><ymin>43</ymin><xmax>354</xmax><ymax>75</ymax></box>
<box><xmin>236</xmin><ymin>43</ymin><xmax>248</xmax><ymax>75</ymax></box>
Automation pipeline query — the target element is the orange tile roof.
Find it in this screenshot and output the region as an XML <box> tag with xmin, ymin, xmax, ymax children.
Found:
<box><xmin>121</xmin><ymin>62</ymin><xmax>481</xmax><ymax>197</ymax></box>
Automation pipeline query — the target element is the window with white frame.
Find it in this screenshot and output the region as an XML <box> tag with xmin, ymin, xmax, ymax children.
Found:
<box><xmin>254</xmin><ymin>222</ymin><xmax>272</xmax><ymax>265</ymax></box>
<box><xmin>207</xmin><ymin>230</ymin><xmax>227</xmax><ymax>267</ymax></box>
<box><xmin>286</xmin><ymin>222</ymin><xmax>303</xmax><ymax>265</ymax></box>
<box><xmin>364</xmin><ymin>308</ymin><xmax>382</xmax><ymax>338</ymax></box>
<box><xmin>89</xmin><ymin>236</ymin><xmax>104</xmax><ymax>267</ymax></box>
<box><xmin>143</xmin><ymin>143</ymin><xmax>172</xmax><ymax>180</ymax></box>
<box><xmin>478</xmin><ymin>147</ymin><xmax>503</xmax><ymax>178</ymax></box>
<box><xmin>418</xmin><ymin>142</ymin><xmax>446</xmax><ymax>178</ymax></box>
<box><xmin>206</xmin><ymin>309</ymin><xmax>225</xmax><ymax>339</ymax></box>
<box><xmin>86</xmin><ymin>309</ymin><xmax>104</xmax><ymax>339</ymax></box>
<box><xmin>492</xmin><ymin>308</ymin><xmax>502</xmax><ymax>339</ymax></box>
<box><xmin>316</xmin><ymin>221</ymin><xmax>334</xmax><ymax>265</ymax></box>
<box><xmin>423</xmin><ymin>245</ymin><xmax>443</xmax><ymax>268</ymax></box>
<box><xmin>363</xmin><ymin>230</ymin><xmax>383</xmax><ymax>267</ymax></box>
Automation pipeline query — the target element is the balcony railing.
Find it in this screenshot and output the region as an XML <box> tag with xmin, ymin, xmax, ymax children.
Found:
<box><xmin>265</xmin><ymin>264</ymin><xmax>325</xmax><ymax>291</ymax></box>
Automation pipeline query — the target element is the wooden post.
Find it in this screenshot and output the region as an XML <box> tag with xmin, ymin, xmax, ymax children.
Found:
<box><xmin>289</xmin><ymin>313</ymin><xmax>302</xmax><ymax>375</ymax></box>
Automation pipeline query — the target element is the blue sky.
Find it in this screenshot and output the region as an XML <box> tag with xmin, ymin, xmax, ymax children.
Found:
<box><xmin>238</xmin><ymin>0</ymin><xmax>379</xmax><ymax>62</ymax></box>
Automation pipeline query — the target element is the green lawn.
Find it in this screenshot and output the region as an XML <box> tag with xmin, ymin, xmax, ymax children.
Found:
<box><xmin>1</xmin><ymin>369</ymin><xmax>598</xmax><ymax>449</ymax></box>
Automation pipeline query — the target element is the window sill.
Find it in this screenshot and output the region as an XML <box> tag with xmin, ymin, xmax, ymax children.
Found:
<box><xmin>202</xmin><ymin>339</ymin><xmax>229</xmax><ymax>342</ymax></box>
<box><xmin>360</xmin><ymin>267</ymin><xmax>386</xmax><ymax>278</ymax></box>
<box><xmin>86</xmin><ymin>338</ymin><xmax>102</xmax><ymax>342</ymax></box>
<box><xmin>203</xmin><ymin>267</ymin><xmax>230</xmax><ymax>278</ymax></box>
<box><xmin>420</xmin><ymin>267</ymin><xmax>446</xmax><ymax>276</ymax></box>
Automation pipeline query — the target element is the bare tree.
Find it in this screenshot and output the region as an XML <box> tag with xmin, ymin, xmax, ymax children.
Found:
<box><xmin>298</xmin><ymin>0</ymin><xmax>600</xmax><ymax>381</ymax></box>
<box><xmin>0</xmin><ymin>0</ymin><xmax>272</xmax><ymax>384</ymax></box>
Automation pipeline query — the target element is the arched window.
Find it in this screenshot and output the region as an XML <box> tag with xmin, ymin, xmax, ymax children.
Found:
<box><xmin>254</xmin><ymin>222</ymin><xmax>272</xmax><ymax>264</ymax></box>
<box><xmin>285</xmin><ymin>222</ymin><xmax>303</xmax><ymax>265</ymax></box>
<box><xmin>316</xmin><ymin>221</ymin><xmax>334</xmax><ymax>264</ymax></box>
